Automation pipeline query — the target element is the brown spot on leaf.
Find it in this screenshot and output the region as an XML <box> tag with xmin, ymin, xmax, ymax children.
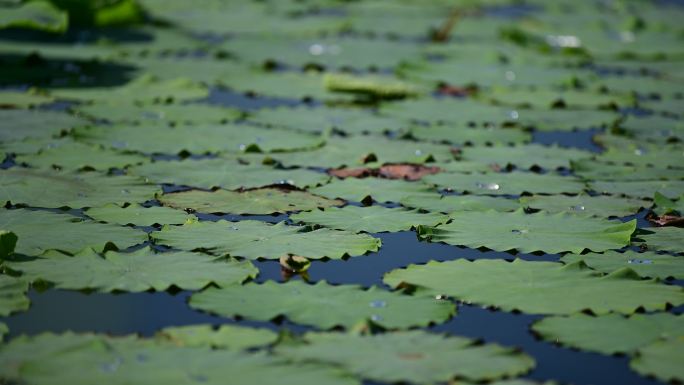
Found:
<box><xmin>328</xmin><ymin>164</ymin><xmax>441</xmax><ymax>181</ymax></box>
<box><xmin>398</xmin><ymin>352</ymin><xmax>425</xmax><ymax>360</ymax></box>
<box><xmin>648</xmin><ymin>214</ymin><xmax>684</xmax><ymax>227</ymax></box>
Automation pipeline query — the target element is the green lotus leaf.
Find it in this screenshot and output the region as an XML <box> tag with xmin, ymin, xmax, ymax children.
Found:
<box><xmin>418</xmin><ymin>209</ymin><xmax>635</xmax><ymax>254</ymax></box>
<box><xmin>520</xmin><ymin>194</ymin><xmax>646</xmax><ymax>217</ymax></box>
<box><xmin>0</xmin><ymin>109</ymin><xmax>89</xmax><ymax>142</ymax></box>
<box><xmin>562</xmin><ymin>250</ymin><xmax>684</xmax><ymax>280</ymax></box>
<box><xmin>596</xmin><ymin>147</ymin><xmax>684</xmax><ymax>170</ymax></box>
<box><xmin>401</xmin><ymin>194</ymin><xmax>520</xmax><ymax>213</ymax></box>
<box><xmin>323</xmin><ymin>73</ymin><xmax>423</xmax><ymax>99</ymax></box>
<box><xmin>641</xmin><ymin>98</ymin><xmax>683</xmax><ymax>117</ymax></box>
<box><xmin>9</xmin><ymin>247</ymin><xmax>257</xmax><ymax>292</ymax></box>
<box><xmin>0</xmin><ymin>231</ymin><xmax>18</xmax><ymax>259</ymax></box>
<box><xmin>76</xmin><ymin>103</ymin><xmax>242</xmax><ymax>124</ymax></box>
<box><xmin>15</xmin><ymin>140</ymin><xmax>149</xmax><ymax>171</ymax></box>
<box><xmin>0</xmin><ymin>169</ymin><xmax>160</xmax><ymax>209</ymax></box>
<box><xmin>482</xmin><ymin>87</ymin><xmax>634</xmax><ymax>109</ymax></box>
<box><xmin>0</xmin><ymin>322</ymin><xmax>7</xmax><ymax>340</ymax></box>
<box><xmin>156</xmin><ymin>324</ymin><xmax>278</xmax><ymax>350</ymax></box>
<box><xmin>381</xmin><ymin>99</ymin><xmax>619</xmax><ymax>131</ymax></box>
<box><xmin>590</xmin><ymin>180</ymin><xmax>684</xmax><ymax>199</ymax></box>
<box><xmin>152</xmin><ymin>220</ymin><xmax>380</xmax><ymax>260</ymax></box>
<box><xmin>310</xmin><ymin>177</ymin><xmax>438</xmax><ymax>204</ymax></box>
<box><xmin>461</xmin><ymin>144</ymin><xmax>592</xmax><ymax>170</ymax></box>
<box><xmin>630</xmin><ymin>338</ymin><xmax>684</xmax><ymax>383</ymax></box>
<box><xmin>276</xmin><ymin>330</ymin><xmax>534</xmax><ymax>383</ymax></box>
<box><xmin>572</xmin><ymin>159</ymin><xmax>684</xmax><ymax>181</ymax></box>
<box><xmin>618</xmin><ymin>115</ymin><xmax>684</xmax><ymax>144</ymax></box>
<box><xmin>223</xmin><ymin>36</ymin><xmax>422</xmax><ymax>70</ymax></box>
<box><xmin>223</xmin><ymin>70</ymin><xmax>355</xmax><ymax>102</ymax></box>
<box><xmin>532</xmin><ymin>313</ymin><xmax>684</xmax><ymax>355</ymax></box>
<box><xmin>0</xmin><ymin>275</ymin><xmax>29</xmax><ymax>317</ymax></box>
<box><xmin>74</xmin><ymin>122</ymin><xmax>324</xmax><ymax>155</ymax></box>
<box><xmin>159</xmin><ymin>187</ymin><xmax>343</xmax><ymax>215</ymax></box>
<box><xmin>268</xmin><ymin>136</ymin><xmax>454</xmax><ymax>168</ymax></box>
<box><xmin>423</xmin><ymin>172</ymin><xmax>586</xmax><ymax>196</ymax></box>
<box><xmin>0</xmin><ymin>332</ymin><xmax>359</xmax><ymax>385</ymax></box>
<box><xmin>0</xmin><ymin>209</ymin><xmax>146</xmax><ymax>255</ymax></box>
<box><xmin>248</xmin><ymin>106</ymin><xmax>406</xmax><ymax>135</ymax></box>
<box><xmin>383</xmin><ymin>259</ymin><xmax>684</xmax><ymax>315</ymax></box>
<box><xmin>290</xmin><ymin>205</ymin><xmax>448</xmax><ymax>233</ymax></box>
<box><xmin>190</xmin><ymin>280</ymin><xmax>454</xmax><ymax>329</ymax></box>
<box><xmin>653</xmin><ymin>192</ymin><xmax>684</xmax><ymax>216</ymax></box>
<box><xmin>0</xmin><ymin>90</ymin><xmax>54</xmax><ymax>108</ymax></box>
<box><xmin>408</xmin><ymin>125</ymin><xmax>531</xmax><ymax>146</ymax></box>
<box><xmin>131</xmin><ymin>159</ymin><xmax>329</xmax><ymax>190</ymax></box>
<box><xmin>51</xmin><ymin>75</ymin><xmax>209</xmax><ymax>104</ymax></box>
<box><xmin>637</xmin><ymin>227</ymin><xmax>684</xmax><ymax>254</ymax></box>
<box><xmin>85</xmin><ymin>204</ymin><xmax>195</xmax><ymax>226</ymax></box>
<box><xmin>0</xmin><ymin>1</ymin><xmax>67</xmax><ymax>33</ymax></box>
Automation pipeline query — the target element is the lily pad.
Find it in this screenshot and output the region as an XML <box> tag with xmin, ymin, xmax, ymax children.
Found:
<box><xmin>520</xmin><ymin>194</ymin><xmax>646</xmax><ymax>217</ymax></box>
<box><xmin>0</xmin><ymin>209</ymin><xmax>146</xmax><ymax>256</ymax></box>
<box><xmin>0</xmin><ymin>332</ymin><xmax>359</xmax><ymax>385</ymax></box>
<box><xmin>74</xmin><ymin>122</ymin><xmax>324</xmax><ymax>155</ymax></box>
<box><xmin>482</xmin><ymin>87</ymin><xmax>634</xmax><ymax>109</ymax></box>
<box><xmin>323</xmin><ymin>73</ymin><xmax>422</xmax><ymax>99</ymax></box>
<box><xmin>0</xmin><ymin>1</ymin><xmax>67</xmax><ymax>33</ymax></box>
<box><xmin>630</xmin><ymin>338</ymin><xmax>684</xmax><ymax>383</ymax></box>
<box><xmin>310</xmin><ymin>177</ymin><xmax>438</xmax><ymax>204</ymax></box>
<box><xmin>590</xmin><ymin>180</ymin><xmax>684</xmax><ymax>199</ymax></box>
<box><xmin>15</xmin><ymin>140</ymin><xmax>149</xmax><ymax>171</ymax></box>
<box><xmin>190</xmin><ymin>280</ymin><xmax>454</xmax><ymax>329</ymax></box>
<box><xmin>423</xmin><ymin>172</ymin><xmax>586</xmax><ymax>196</ymax></box>
<box><xmin>10</xmin><ymin>247</ymin><xmax>257</xmax><ymax>292</ymax></box>
<box><xmin>408</xmin><ymin>125</ymin><xmax>531</xmax><ymax>146</ymax></box>
<box><xmin>85</xmin><ymin>204</ymin><xmax>196</xmax><ymax>226</ymax></box>
<box><xmin>653</xmin><ymin>192</ymin><xmax>684</xmax><ymax>216</ymax></box>
<box><xmin>0</xmin><ymin>90</ymin><xmax>54</xmax><ymax>108</ymax></box>
<box><xmin>152</xmin><ymin>220</ymin><xmax>380</xmax><ymax>260</ymax></box>
<box><xmin>401</xmin><ymin>194</ymin><xmax>520</xmax><ymax>213</ymax></box>
<box><xmin>159</xmin><ymin>188</ymin><xmax>343</xmax><ymax>215</ymax></box>
<box><xmin>0</xmin><ymin>109</ymin><xmax>89</xmax><ymax>142</ymax></box>
<box><xmin>0</xmin><ymin>169</ymin><xmax>160</xmax><ymax>209</ymax></box>
<box><xmin>76</xmin><ymin>103</ymin><xmax>242</xmax><ymax>124</ymax></box>
<box><xmin>276</xmin><ymin>330</ymin><xmax>534</xmax><ymax>383</ymax></box>
<box><xmin>561</xmin><ymin>250</ymin><xmax>684</xmax><ymax>280</ymax></box>
<box><xmin>0</xmin><ymin>231</ymin><xmax>18</xmax><ymax>259</ymax></box>
<box><xmin>290</xmin><ymin>206</ymin><xmax>448</xmax><ymax>233</ymax></box>
<box><xmin>383</xmin><ymin>259</ymin><xmax>684</xmax><ymax>315</ymax></box>
<box><xmin>461</xmin><ymin>144</ymin><xmax>592</xmax><ymax>170</ymax></box>
<box><xmin>51</xmin><ymin>75</ymin><xmax>209</xmax><ymax>104</ymax></box>
<box><xmin>131</xmin><ymin>159</ymin><xmax>329</xmax><ymax>190</ymax></box>
<box><xmin>156</xmin><ymin>324</ymin><xmax>278</xmax><ymax>350</ymax></box>
<box><xmin>418</xmin><ymin>210</ymin><xmax>635</xmax><ymax>254</ymax></box>
<box><xmin>532</xmin><ymin>313</ymin><xmax>684</xmax><ymax>355</ymax></box>
<box><xmin>637</xmin><ymin>227</ymin><xmax>684</xmax><ymax>254</ymax></box>
<box><xmin>0</xmin><ymin>275</ymin><xmax>29</xmax><ymax>316</ymax></box>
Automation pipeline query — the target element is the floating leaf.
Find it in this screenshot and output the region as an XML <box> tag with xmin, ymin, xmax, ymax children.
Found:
<box><xmin>190</xmin><ymin>280</ymin><xmax>454</xmax><ymax>329</ymax></box>
<box><xmin>462</xmin><ymin>144</ymin><xmax>592</xmax><ymax>170</ymax></box>
<box><xmin>0</xmin><ymin>209</ymin><xmax>146</xmax><ymax>256</ymax></box>
<box><xmin>0</xmin><ymin>275</ymin><xmax>29</xmax><ymax>317</ymax></box>
<box><xmin>589</xmin><ymin>180</ymin><xmax>684</xmax><ymax>199</ymax></box>
<box><xmin>76</xmin><ymin>103</ymin><xmax>242</xmax><ymax>124</ymax></box>
<box><xmin>157</xmin><ymin>324</ymin><xmax>278</xmax><ymax>350</ymax></box>
<box><xmin>291</xmin><ymin>205</ymin><xmax>447</xmax><ymax>233</ymax></box>
<box><xmin>0</xmin><ymin>91</ymin><xmax>54</xmax><ymax>109</ymax></box>
<box><xmin>417</xmin><ymin>210</ymin><xmax>635</xmax><ymax>254</ymax></box>
<box><xmin>85</xmin><ymin>204</ymin><xmax>196</xmax><ymax>226</ymax></box>
<box><xmin>15</xmin><ymin>141</ymin><xmax>149</xmax><ymax>171</ymax></box>
<box><xmin>423</xmin><ymin>172</ymin><xmax>586</xmax><ymax>195</ymax></box>
<box><xmin>520</xmin><ymin>194</ymin><xmax>646</xmax><ymax>217</ymax></box>
<box><xmin>0</xmin><ymin>109</ymin><xmax>89</xmax><ymax>142</ymax></box>
<box><xmin>159</xmin><ymin>188</ymin><xmax>342</xmax><ymax>215</ymax></box>
<box><xmin>0</xmin><ymin>332</ymin><xmax>359</xmax><ymax>385</ymax></box>
<box><xmin>323</xmin><ymin>73</ymin><xmax>422</xmax><ymax>99</ymax></box>
<box><xmin>401</xmin><ymin>194</ymin><xmax>520</xmax><ymax>213</ymax></box>
<box><xmin>562</xmin><ymin>250</ymin><xmax>684</xmax><ymax>280</ymax></box>
<box><xmin>653</xmin><ymin>192</ymin><xmax>684</xmax><ymax>216</ymax></box>
<box><xmin>637</xmin><ymin>227</ymin><xmax>684</xmax><ymax>254</ymax></box>
<box><xmin>310</xmin><ymin>177</ymin><xmax>438</xmax><ymax>204</ymax></box>
<box><xmin>131</xmin><ymin>159</ymin><xmax>329</xmax><ymax>190</ymax></box>
<box><xmin>276</xmin><ymin>331</ymin><xmax>534</xmax><ymax>383</ymax></box>
<box><xmin>408</xmin><ymin>125</ymin><xmax>531</xmax><ymax>146</ymax></box>
<box><xmin>0</xmin><ymin>169</ymin><xmax>160</xmax><ymax>209</ymax></box>
<box><xmin>532</xmin><ymin>313</ymin><xmax>684</xmax><ymax>355</ymax></box>
<box><xmin>0</xmin><ymin>1</ymin><xmax>67</xmax><ymax>33</ymax></box>
<box><xmin>10</xmin><ymin>247</ymin><xmax>257</xmax><ymax>292</ymax></box>
<box><xmin>152</xmin><ymin>220</ymin><xmax>380</xmax><ymax>260</ymax></box>
<box><xmin>74</xmin><ymin>122</ymin><xmax>324</xmax><ymax>155</ymax></box>
<box><xmin>383</xmin><ymin>259</ymin><xmax>684</xmax><ymax>315</ymax></box>
<box><xmin>630</xmin><ymin>338</ymin><xmax>684</xmax><ymax>383</ymax></box>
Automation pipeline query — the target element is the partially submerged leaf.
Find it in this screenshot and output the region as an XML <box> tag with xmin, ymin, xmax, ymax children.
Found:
<box><xmin>85</xmin><ymin>204</ymin><xmax>196</xmax><ymax>226</ymax></box>
<box><xmin>157</xmin><ymin>324</ymin><xmax>278</xmax><ymax>350</ymax></box>
<box><xmin>562</xmin><ymin>250</ymin><xmax>684</xmax><ymax>280</ymax></box>
<box><xmin>0</xmin><ymin>275</ymin><xmax>29</xmax><ymax>317</ymax></box>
